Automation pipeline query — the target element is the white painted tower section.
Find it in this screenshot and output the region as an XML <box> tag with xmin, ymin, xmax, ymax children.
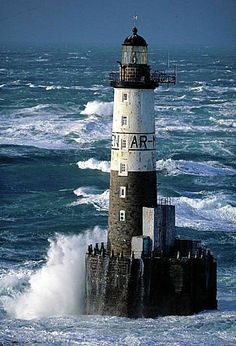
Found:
<box><xmin>111</xmin><ymin>88</ymin><xmax>156</xmax><ymax>173</ymax></box>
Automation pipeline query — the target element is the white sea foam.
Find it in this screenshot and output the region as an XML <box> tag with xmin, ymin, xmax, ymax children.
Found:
<box><xmin>81</xmin><ymin>100</ymin><xmax>113</xmax><ymax>116</ymax></box>
<box><xmin>155</xmin><ymin>117</ymin><xmax>235</xmax><ymax>135</ymax></box>
<box><xmin>11</xmin><ymin>104</ymin><xmax>52</xmax><ymax>115</ymax></box>
<box><xmin>73</xmin><ymin>114</ymin><xmax>112</xmax><ymax>145</ymax></box>
<box><xmin>213</xmin><ymin>78</ymin><xmax>235</xmax><ymax>83</ymax></box>
<box><xmin>71</xmin><ymin>187</ymin><xmax>236</xmax><ymax>232</ymax></box>
<box><xmin>72</xmin><ymin>187</ymin><xmax>109</xmax><ymax>211</ymax></box>
<box><xmin>68</xmin><ymin>101</ymin><xmax>113</xmax><ymax>145</ymax></box>
<box><xmin>0</xmin><ymin>102</ymin><xmax>113</xmax><ymax>148</ymax></box>
<box><xmin>172</xmin><ymin>94</ymin><xmax>187</xmax><ymax>101</ymax></box>
<box><xmin>189</xmin><ymin>85</ymin><xmax>205</xmax><ymax>93</ymax></box>
<box><xmin>156</xmin><ymin>159</ymin><xmax>236</xmax><ymax>176</ymax></box>
<box><xmin>76</xmin><ymin>158</ymin><xmax>235</xmax><ymax>177</ymax></box>
<box><xmin>27</xmin><ymin>83</ymin><xmax>109</xmax><ymax>92</ymax></box>
<box><xmin>189</xmin><ymin>85</ymin><xmax>236</xmax><ymax>94</ymax></box>
<box><xmin>0</xmin><ymin>311</ymin><xmax>236</xmax><ymax>345</ymax></box>
<box><xmin>174</xmin><ymin>194</ymin><xmax>236</xmax><ymax>231</ymax></box>
<box><xmin>66</xmin><ymin>55</ymin><xmax>88</xmax><ymax>60</ymax></box>
<box><xmin>35</xmin><ymin>58</ymin><xmax>48</xmax><ymax>62</ymax></box>
<box><xmin>209</xmin><ymin>116</ymin><xmax>236</xmax><ymax>128</ymax></box>
<box><xmin>1</xmin><ymin>117</ymin><xmax>82</xmax><ymax>149</ymax></box>
<box><xmin>45</xmin><ymin>85</ymin><xmax>106</xmax><ymax>91</ymax></box>
<box><xmin>0</xmin><ymin>268</ymin><xmax>33</xmax><ymax>299</ymax></box>
<box><xmin>3</xmin><ymin>228</ymin><xmax>106</xmax><ymax>319</ymax></box>
<box><xmin>77</xmin><ymin>158</ymin><xmax>110</xmax><ymax>173</ymax></box>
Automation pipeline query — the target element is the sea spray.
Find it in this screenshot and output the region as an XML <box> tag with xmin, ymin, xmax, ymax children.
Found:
<box><xmin>4</xmin><ymin>227</ymin><xmax>106</xmax><ymax>320</ymax></box>
<box><xmin>81</xmin><ymin>100</ymin><xmax>113</xmax><ymax>116</ymax></box>
<box><xmin>77</xmin><ymin>158</ymin><xmax>110</xmax><ymax>173</ymax></box>
<box><xmin>72</xmin><ymin>187</ymin><xmax>109</xmax><ymax>211</ymax></box>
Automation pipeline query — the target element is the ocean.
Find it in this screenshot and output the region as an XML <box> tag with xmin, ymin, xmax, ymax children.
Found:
<box><xmin>0</xmin><ymin>45</ymin><xmax>235</xmax><ymax>345</ymax></box>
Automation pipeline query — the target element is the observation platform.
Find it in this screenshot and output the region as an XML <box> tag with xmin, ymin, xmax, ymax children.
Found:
<box><xmin>109</xmin><ymin>70</ymin><xmax>176</xmax><ymax>89</ymax></box>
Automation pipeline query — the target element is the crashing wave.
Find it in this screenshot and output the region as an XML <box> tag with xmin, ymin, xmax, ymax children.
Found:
<box><xmin>174</xmin><ymin>194</ymin><xmax>236</xmax><ymax>231</ymax></box>
<box><xmin>81</xmin><ymin>100</ymin><xmax>113</xmax><ymax>116</ymax></box>
<box><xmin>2</xmin><ymin>228</ymin><xmax>106</xmax><ymax>319</ymax></box>
<box><xmin>77</xmin><ymin>158</ymin><xmax>110</xmax><ymax>173</ymax></box>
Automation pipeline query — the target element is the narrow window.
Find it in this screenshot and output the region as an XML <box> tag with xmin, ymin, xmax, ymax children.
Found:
<box><xmin>121</xmin><ymin>138</ymin><xmax>127</xmax><ymax>149</ymax></box>
<box><xmin>120</xmin><ymin>210</ymin><xmax>126</xmax><ymax>221</ymax></box>
<box><xmin>123</xmin><ymin>52</ymin><xmax>127</xmax><ymax>64</ymax></box>
<box><xmin>119</xmin><ymin>161</ymin><xmax>128</xmax><ymax>176</ymax></box>
<box><xmin>120</xmin><ymin>162</ymin><xmax>126</xmax><ymax>174</ymax></box>
<box><xmin>121</xmin><ymin>116</ymin><xmax>127</xmax><ymax>127</ymax></box>
<box><xmin>120</xmin><ymin>186</ymin><xmax>126</xmax><ymax>198</ymax></box>
<box><xmin>132</xmin><ymin>52</ymin><xmax>137</xmax><ymax>63</ymax></box>
<box><xmin>122</xmin><ymin>93</ymin><xmax>128</xmax><ymax>102</ymax></box>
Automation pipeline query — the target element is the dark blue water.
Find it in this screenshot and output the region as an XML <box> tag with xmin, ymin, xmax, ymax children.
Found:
<box><xmin>0</xmin><ymin>46</ymin><xmax>235</xmax><ymax>345</ymax></box>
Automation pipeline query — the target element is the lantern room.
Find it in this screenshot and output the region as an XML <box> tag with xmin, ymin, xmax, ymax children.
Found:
<box><xmin>122</xmin><ymin>27</ymin><xmax>148</xmax><ymax>65</ymax></box>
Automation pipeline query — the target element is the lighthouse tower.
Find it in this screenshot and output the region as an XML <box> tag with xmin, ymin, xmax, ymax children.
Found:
<box><xmin>85</xmin><ymin>27</ymin><xmax>217</xmax><ymax>318</ymax></box>
<box><xmin>108</xmin><ymin>27</ymin><xmax>158</xmax><ymax>256</ymax></box>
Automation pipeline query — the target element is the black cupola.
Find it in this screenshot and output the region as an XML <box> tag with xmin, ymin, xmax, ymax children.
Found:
<box><xmin>123</xmin><ymin>27</ymin><xmax>148</xmax><ymax>47</ymax></box>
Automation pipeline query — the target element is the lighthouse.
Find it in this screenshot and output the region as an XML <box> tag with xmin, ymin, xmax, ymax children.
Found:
<box><xmin>108</xmin><ymin>27</ymin><xmax>158</xmax><ymax>256</ymax></box>
<box><xmin>85</xmin><ymin>27</ymin><xmax>217</xmax><ymax>317</ymax></box>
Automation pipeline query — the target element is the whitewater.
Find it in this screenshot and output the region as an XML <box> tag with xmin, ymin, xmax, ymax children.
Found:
<box><xmin>0</xmin><ymin>45</ymin><xmax>236</xmax><ymax>345</ymax></box>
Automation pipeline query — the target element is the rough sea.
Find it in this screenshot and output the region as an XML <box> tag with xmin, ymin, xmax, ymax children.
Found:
<box><xmin>0</xmin><ymin>45</ymin><xmax>235</xmax><ymax>345</ymax></box>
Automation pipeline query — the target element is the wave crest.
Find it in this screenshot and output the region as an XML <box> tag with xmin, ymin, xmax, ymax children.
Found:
<box><xmin>81</xmin><ymin>100</ymin><xmax>113</xmax><ymax>116</ymax></box>
<box><xmin>156</xmin><ymin>158</ymin><xmax>236</xmax><ymax>176</ymax></box>
<box><xmin>76</xmin><ymin>158</ymin><xmax>235</xmax><ymax>177</ymax></box>
<box><xmin>77</xmin><ymin>158</ymin><xmax>110</xmax><ymax>173</ymax></box>
<box><xmin>3</xmin><ymin>228</ymin><xmax>106</xmax><ymax>319</ymax></box>
<box><xmin>73</xmin><ymin>187</ymin><xmax>109</xmax><ymax>211</ymax></box>
<box><xmin>71</xmin><ymin>187</ymin><xmax>236</xmax><ymax>232</ymax></box>
<box><xmin>175</xmin><ymin>195</ymin><xmax>236</xmax><ymax>231</ymax></box>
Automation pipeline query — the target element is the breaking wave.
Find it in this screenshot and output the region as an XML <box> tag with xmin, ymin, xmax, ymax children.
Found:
<box><xmin>81</xmin><ymin>100</ymin><xmax>113</xmax><ymax>116</ymax></box>
<box><xmin>11</xmin><ymin>104</ymin><xmax>53</xmax><ymax>116</ymax></box>
<box><xmin>0</xmin><ymin>101</ymin><xmax>113</xmax><ymax>148</ymax></box>
<box><xmin>175</xmin><ymin>194</ymin><xmax>236</xmax><ymax>232</ymax></box>
<box><xmin>72</xmin><ymin>188</ymin><xmax>236</xmax><ymax>232</ymax></box>
<box><xmin>72</xmin><ymin>187</ymin><xmax>109</xmax><ymax>211</ymax></box>
<box><xmin>77</xmin><ymin>158</ymin><xmax>110</xmax><ymax>173</ymax></box>
<box><xmin>73</xmin><ymin>114</ymin><xmax>112</xmax><ymax>145</ymax></box>
<box><xmin>76</xmin><ymin>158</ymin><xmax>235</xmax><ymax>177</ymax></box>
<box><xmin>0</xmin><ymin>117</ymin><xmax>82</xmax><ymax>149</ymax></box>
<box><xmin>2</xmin><ymin>228</ymin><xmax>106</xmax><ymax>320</ymax></box>
<box><xmin>27</xmin><ymin>83</ymin><xmax>109</xmax><ymax>92</ymax></box>
<box><xmin>209</xmin><ymin>116</ymin><xmax>236</xmax><ymax>128</ymax></box>
<box><xmin>156</xmin><ymin>159</ymin><xmax>236</xmax><ymax>176</ymax></box>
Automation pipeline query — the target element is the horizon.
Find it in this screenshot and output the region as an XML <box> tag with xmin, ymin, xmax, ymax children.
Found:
<box><xmin>0</xmin><ymin>0</ymin><xmax>235</xmax><ymax>49</ymax></box>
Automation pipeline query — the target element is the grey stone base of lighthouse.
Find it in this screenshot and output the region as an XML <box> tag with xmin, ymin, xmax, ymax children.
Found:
<box><xmin>85</xmin><ymin>245</ymin><xmax>217</xmax><ymax>317</ymax></box>
<box><xmin>108</xmin><ymin>170</ymin><xmax>157</xmax><ymax>256</ymax></box>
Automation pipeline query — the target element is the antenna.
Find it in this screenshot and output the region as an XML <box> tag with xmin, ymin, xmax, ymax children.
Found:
<box><xmin>175</xmin><ymin>64</ymin><xmax>178</xmax><ymax>84</ymax></box>
<box><xmin>133</xmin><ymin>15</ymin><xmax>138</xmax><ymax>27</ymax></box>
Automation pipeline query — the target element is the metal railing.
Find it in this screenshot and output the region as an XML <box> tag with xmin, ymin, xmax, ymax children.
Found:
<box><xmin>109</xmin><ymin>70</ymin><xmax>176</xmax><ymax>86</ymax></box>
<box><xmin>157</xmin><ymin>197</ymin><xmax>173</xmax><ymax>205</ymax></box>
